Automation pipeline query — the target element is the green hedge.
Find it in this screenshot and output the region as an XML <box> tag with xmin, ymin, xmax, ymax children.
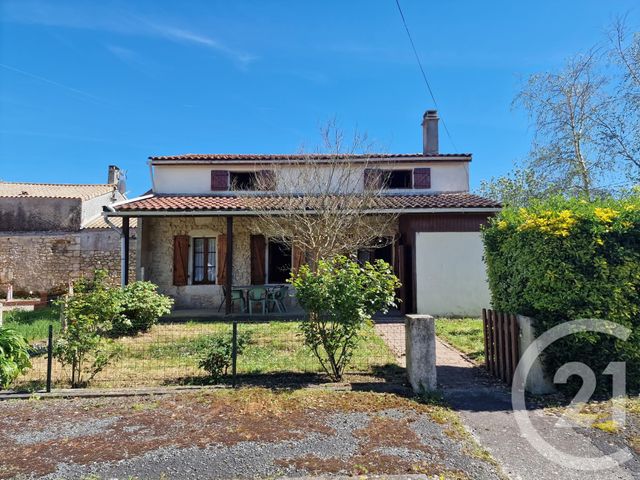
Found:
<box><xmin>483</xmin><ymin>196</ymin><xmax>640</xmax><ymax>393</ymax></box>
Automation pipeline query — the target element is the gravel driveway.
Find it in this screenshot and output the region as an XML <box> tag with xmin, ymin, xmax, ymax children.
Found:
<box><xmin>0</xmin><ymin>389</ymin><xmax>501</xmax><ymax>479</ymax></box>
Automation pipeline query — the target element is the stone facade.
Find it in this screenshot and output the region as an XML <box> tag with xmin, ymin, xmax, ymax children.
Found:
<box><xmin>0</xmin><ymin>229</ymin><xmax>136</xmax><ymax>297</ymax></box>
<box><xmin>139</xmin><ymin>216</ymin><xmax>254</xmax><ymax>309</ymax></box>
<box><xmin>138</xmin><ymin>215</ymin><xmax>399</xmax><ymax>309</ymax></box>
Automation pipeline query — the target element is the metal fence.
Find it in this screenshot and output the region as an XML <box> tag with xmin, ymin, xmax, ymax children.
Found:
<box><xmin>13</xmin><ymin>317</ymin><xmax>405</xmax><ymax>391</ymax></box>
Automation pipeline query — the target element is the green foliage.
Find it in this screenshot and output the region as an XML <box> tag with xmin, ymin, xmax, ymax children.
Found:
<box><xmin>198</xmin><ymin>332</ymin><xmax>248</xmax><ymax>382</ymax></box>
<box><xmin>53</xmin><ymin>270</ymin><xmax>123</xmax><ymax>387</ymax></box>
<box><xmin>291</xmin><ymin>256</ymin><xmax>400</xmax><ymax>381</ymax></box>
<box><xmin>483</xmin><ymin>196</ymin><xmax>640</xmax><ymax>393</ymax></box>
<box><xmin>112</xmin><ymin>282</ymin><xmax>174</xmax><ymax>336</ymax></box>
<box><xmin>478</xmin><ymin>166</ymin><xmax>558</xmax><ymax>207</ymax></box>
<box><xmin>0</xmin><ymin>327</ymin><xmax>32</xmax><ymax>388</ymax></box>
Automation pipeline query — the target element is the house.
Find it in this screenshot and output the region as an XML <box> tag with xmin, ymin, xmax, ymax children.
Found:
<box><xmin>108</xmin><ymin>111</ymin><xmax>500</xmax><ymax>316</ymax></box>
<box><xmin>0</xmin><ymin>166</ymin><xmax>136</xmax><ymax>298</ymax></box>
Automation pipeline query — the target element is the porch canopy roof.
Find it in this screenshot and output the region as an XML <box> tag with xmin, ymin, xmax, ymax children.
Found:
<box><xmin>107</xmin><ymin>192</ymin><xmax>501</xmax><ymax>216</ymax></box>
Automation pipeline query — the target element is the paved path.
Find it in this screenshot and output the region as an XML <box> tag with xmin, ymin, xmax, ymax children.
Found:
<box><xmin>375</xmin><ymin>323</ymin><xmax>640</xmax><ymax>480</ymax></box>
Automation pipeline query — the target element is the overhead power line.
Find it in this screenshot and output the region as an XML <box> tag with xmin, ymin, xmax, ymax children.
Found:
<box><xmin>394</xmin><ymin>0</ymin><xmax>458</xmax><ymax>152</ymax></box>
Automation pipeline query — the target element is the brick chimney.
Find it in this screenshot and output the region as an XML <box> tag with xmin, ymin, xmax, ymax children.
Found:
<box><xmin>422</xmin><ymin>110</ymin><xmax>439</xmax><ymax>155</ymax></box>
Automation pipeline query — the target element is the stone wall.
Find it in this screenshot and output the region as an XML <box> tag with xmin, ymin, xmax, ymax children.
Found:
<box><xmin>0</xmin><ymin>229</ymin><xmax>136</xmax><ymax>296</ymax></box>
<box><xmin>139</xmin><ymin>215</ymin><xmax>399</xmax><ymax>309</ymax></box>
<box><xmin>140</xmin><ymin>216</ymin><xmax>254</xmax><ymax>309</ymax></box>
<box><xmin>0</xmin><ymin>197</ymin><xmax>82</xmax><ymax>232</ymax></box>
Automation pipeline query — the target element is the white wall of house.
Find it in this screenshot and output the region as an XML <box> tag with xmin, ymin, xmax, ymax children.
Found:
<box><xmin>152</xmin><ymin>161</ymin><xmax>470</xmax><ymax>195</ymax></box>
<box><xmin>414</xmin><ymin>231</ymin><xmax>490</xmax><ymax>317</ymax></box>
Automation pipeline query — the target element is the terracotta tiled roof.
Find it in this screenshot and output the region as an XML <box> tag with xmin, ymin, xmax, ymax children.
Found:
<box><xmin>0</xmin><ymin>182</ymin><xmax>116</xmax><ymax>200</ymax></box>
<box><xmin>82</xmin><ymin>215</ymin><xmax>138</xmax><ymax>229</ymax></box>
<box><xmin>115</xmin><ymin>193</ymin><xmax>500</xmax><ymax>213</ymax></box>
<box><xmin>150</xmin><ymin>153</ymin><xmax>471</xmax><ymax>163</ymax></box>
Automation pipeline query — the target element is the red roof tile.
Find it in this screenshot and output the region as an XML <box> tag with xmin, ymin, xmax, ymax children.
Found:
<box><xmin>115</xmin><ymin>193</ymin><xmax>500</xmax><ymax>213</ymax></box>
<box><xmin>150</xmin><ymin>153</ymin><xmax>471</xmax><ymax>163</ymax></box>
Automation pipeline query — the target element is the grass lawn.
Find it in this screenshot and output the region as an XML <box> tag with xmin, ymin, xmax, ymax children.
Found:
<box><xmin>14</xmin><ymin>319</ymin><xmax>398</xmax><ymax>390</ymax></box>
<box><xmin>3</xmin><ymin>307</ymin><xmax>60</xmax><ymax>342</ymax></box>
<box><xmin>435</xmin><ymin>318</ymin><xmax>485</xmax><ymax>364</ymax></box>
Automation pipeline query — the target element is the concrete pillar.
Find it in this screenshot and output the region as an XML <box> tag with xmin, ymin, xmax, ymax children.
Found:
<box><xmin>517</xmin><ymin>315</ymin><xmax>556</xmax><ymax>394</ymax></box>
<box><xmin>405</xmin><ymin>314</ymin><xmax>437</xmax><ymax>392</ymax></box>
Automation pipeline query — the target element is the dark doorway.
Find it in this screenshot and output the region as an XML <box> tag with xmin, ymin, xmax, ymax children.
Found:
<box><xmin>268</xmin><ymin>240</ymin><xmax>292</xmax><ymax>283</ymax></box>
<box><xmin>357</xmin><ymin>238</ymin><xmax>394</xmax><ymax>266</ymax></box>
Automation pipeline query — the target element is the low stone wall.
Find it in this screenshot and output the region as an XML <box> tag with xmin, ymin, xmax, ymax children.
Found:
<box><xmin>0</xmin><ymin>230</ymin><xmax>136</xmax><ymax>296</ymax></box>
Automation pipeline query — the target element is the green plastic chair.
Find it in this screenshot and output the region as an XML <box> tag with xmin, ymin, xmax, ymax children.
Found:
<box><xmin>217</xmin><ymin>286</ymin><xmax>246</xmax><ymax>312</ymax></box>
<box><xmin>248</xmin><ymin>287</ymin><xmax>267</xmax><ymax>315</ymax></box>
<box><xmin>267</xmin><ymin>285</ymin><xmax>289</xmax><ymax>312</ymax></box>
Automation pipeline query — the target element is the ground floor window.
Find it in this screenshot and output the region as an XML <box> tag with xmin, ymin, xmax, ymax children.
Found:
<box><xmin>267</xmin><ymin>240</ymin><xmax>292</xmax><ymax>284</ymax></box>
<box><xmin>193</xmin><ymin>237</ymin><xmax>216</xmax><ymax>284</ymax></box>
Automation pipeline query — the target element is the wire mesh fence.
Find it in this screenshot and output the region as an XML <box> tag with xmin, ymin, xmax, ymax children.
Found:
<box><xmin>11</xmin><ymin>316</ymin><xmax>406</xmax><ymax>391</ymax></box>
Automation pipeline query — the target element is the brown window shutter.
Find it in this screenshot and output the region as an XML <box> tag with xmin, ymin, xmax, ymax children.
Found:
<box><xmin>250</xmin><ymin>235</ymin><xmax>266</xmax><ymax>284</ymax></box>
<box><xmin>211</xmin><ymin>170</ymin><xmax>229</xmax><ymax>191</ymax></box>
<box><xmin>364</xmin><ymin>168</ymin><xmax>383</xmax><ymax>190</ymax></box>
<box><xmin>217</xmin><ymin>234</ymin><xmax>227</xmax><ymax>285</ymax></box>
<box><xmin>173</xmin><ymin>235</ymin><xmax>189</xmax><ymax>286</ymax></box>
<box><xmin>292</xmin><ymin>245</ymin><xmax>306</xmax><ymax>274</ymax></box>
<box><xmin>258</xmin><ymin>170</ymin><xmax>276</xmax><ymax>190</ymax></box>
<box><xmin>413</xmin><ymin>168</ymin><xmax>431</xmax><ymax>189</ymax></box>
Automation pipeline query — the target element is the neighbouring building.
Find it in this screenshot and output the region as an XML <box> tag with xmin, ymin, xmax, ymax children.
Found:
<box><xmin>108</xmin><ymin>111</ymin><xmax>500</xmax><ymax>316</ymax></box>
<box><xmin>0</xmin><ymin>166</ymin><xmax>136</xmax><ymax>298</ymax></box>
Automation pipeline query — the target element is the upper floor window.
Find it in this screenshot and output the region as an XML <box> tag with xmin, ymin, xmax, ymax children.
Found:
<box><xmin>211</xmin><ymin>170</ymin><xmax>276</xmax><ymax>191</ymax></box>
<box><xmin>384</xmin><ymin>170</ymin><xmax>412</xmax><ymax>189</ymax></box>
<box><xmin>364</xmin><ymin>168</ymin><xmax>431</xmax><ymax>190</ymax></box>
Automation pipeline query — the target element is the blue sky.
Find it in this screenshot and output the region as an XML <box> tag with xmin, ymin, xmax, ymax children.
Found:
<box><xmin>1</xmin><ymin>0</ymin><xmax>639</xmax><ymax>196</ymax></box>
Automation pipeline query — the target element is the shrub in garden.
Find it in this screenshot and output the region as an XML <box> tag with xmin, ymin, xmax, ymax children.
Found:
<box><xmin>53</xmin><ymin>270</ymin><xmax>123</xmax><ymax>388</ymax></box>
<box><xmin>291</xmin><ymin>256</ymin><xmax>400</xmax><ymax>381</ymax></box>
<box><xmin>198</xmin><ymin>333</ymin><xmax>248</xmax><ymax>382</ymax></box>
<box><xmin>112</xmin><ymin>281</ymin><xmax>174</xmax><ymax>336</ymax></box>
<box><xmin>0</xmin><ymin>327</ymin><xmax>31</xmax><ymax>389</ymax></box>
<box><xmin>483</xmin><ymin>196</ymin><xmax>640</xmax><ymax>393</ymax></box>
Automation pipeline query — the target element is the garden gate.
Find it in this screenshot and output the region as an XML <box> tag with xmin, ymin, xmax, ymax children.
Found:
<box><xmin>482</xmin><ymin>309</ymin><xmax>520</xmax><ymax>385</ymax></box>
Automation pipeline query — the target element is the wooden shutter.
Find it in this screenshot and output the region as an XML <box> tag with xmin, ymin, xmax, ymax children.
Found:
<box><xmin>258</xmin><ymin>170</ymin><xmax>276</xmax><ymax>191</ymax></box>
<box><xmin>250</xmin><ymin>235</ymin><xmax>266</xmax><ymax>284</ymax></box>
<box><xmin>292</xmin><ymin>245</ymin><xmax>305</xmax><ymax>274</ymax></box>
<box><xmin>364</xmin><ymin>168</ymin><xmax>383</xmax><ymax>190</ymax></box>
<box><xmin>413</xmin><ymin>168</ymin><xmax>431</xmax><ymax>189</ymax></box>
<box><xmin>173</xmin><ymin>235</ymin><xmax>189</xmax><ymax>286</ymax></box>
<box><xmin>211</xmin><ymin>170</ymin><xmax>229</xmax><ymax>191</ymax></box>
<box><xmin>217</xmin><ymin>234</ymin><xmax>227</xmax><ymax>285</ymax></box>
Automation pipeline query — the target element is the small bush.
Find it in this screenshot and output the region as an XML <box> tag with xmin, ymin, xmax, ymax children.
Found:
<box><xmin>198</xmin><ymin>333</ymin><xmax>248</xmax><ymax>382</ymax></box>
<box><xmin>291</xmin><ymin>256</ymin><xmax>400</xmax><ymax>381</ymax></box>
<box><xmin>483</xmin><ymin>196</ymin><xmax>640</xmax><ymax>393</ymax></box>
<box><xmin>0</xmin><ymin>327</ymin><xmax>32</xmax><ymax>388</ymax></box>
<box><xmin>54</xmin><ymin>270</ymin><xmax>123</xmax><ymax>387</ymax></box>
<box><xmin>112</xmin><ymin>282</ymin><xmax>174</xmax><ymax>336</ymax></box>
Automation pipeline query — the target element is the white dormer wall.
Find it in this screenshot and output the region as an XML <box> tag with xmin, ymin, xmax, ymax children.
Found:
<box><xmin>152</xmin><ymin>161</ymin><xmax>470</xmax><ymax>195</ymax></box>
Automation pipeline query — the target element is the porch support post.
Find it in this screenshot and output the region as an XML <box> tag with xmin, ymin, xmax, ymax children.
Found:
<box><xmin>225</xmin><ymin>215</ymin><xmax>233</xmax><ymax>314</ymax></box>
<box><xmin>122</xmin><ymin>216</ymin><xmax>130</xmax><ymax>286</ymax></box>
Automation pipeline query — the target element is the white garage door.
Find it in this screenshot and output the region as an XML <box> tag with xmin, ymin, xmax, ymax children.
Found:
<box><xmin>415</xmin><ymin>232</ymin><xmax>490</xmax><ymax>317</ymax></box>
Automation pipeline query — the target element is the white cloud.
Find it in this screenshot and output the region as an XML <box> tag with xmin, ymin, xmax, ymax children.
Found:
<box><xmin>3</xmin><ymin>0</ymin><xmax>256</xmax><ymax>67</ymax></box>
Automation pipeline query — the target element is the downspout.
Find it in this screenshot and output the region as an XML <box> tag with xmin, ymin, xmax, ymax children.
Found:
<box><xmin>103</xmin><ymin>205</ymin><xmax>128</xmax><ymax>287</ymax></box>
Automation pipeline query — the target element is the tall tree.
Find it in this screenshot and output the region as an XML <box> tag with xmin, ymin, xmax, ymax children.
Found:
<box><xmin>515</xmin><ymin>51</ymin><xmax>611</xmax><ymax>199</ymax></box>
<box><xmin>599</xmin><ymin>17</ymin><xmax>640</xmax><ymax>182</ymax></box>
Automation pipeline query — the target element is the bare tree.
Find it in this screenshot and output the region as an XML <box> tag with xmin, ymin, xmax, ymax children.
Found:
<box><xmin>515</xmin><ymin>51</ymin><xmax>612</xmax><ymax>199</ymax></box>
<box><xmin>250</xmin><ymin>121</ymin><xmax>398</xmax><ymax>268</ymax></box>
<box><xmin>599</xmin><ymin>17</ymin><xmax>640</xmax><ymax>182</ymax></box>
